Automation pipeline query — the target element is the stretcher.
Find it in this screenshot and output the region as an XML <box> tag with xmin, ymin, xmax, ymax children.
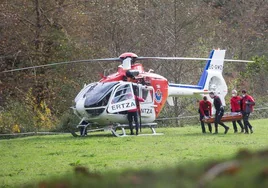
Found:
<box><xmin>202</xmin><ymin>112</ymin><xmax>242</xmax><ymax>123</ymax></box>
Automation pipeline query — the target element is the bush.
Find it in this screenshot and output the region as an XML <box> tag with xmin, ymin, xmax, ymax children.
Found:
<box><xmin>56</xmin><ymin>110</ymin><xmax>80</xmax><ymax>132</ymax></box>
<box><xmin>0</xmin><ymin>91</ymin><xmax>58</xmax><ymax>134</ymax></box>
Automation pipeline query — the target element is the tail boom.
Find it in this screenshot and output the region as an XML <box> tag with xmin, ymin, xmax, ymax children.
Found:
<box><xmin>167</xmin><ymin>49</ymin><xmax>228</xmax><ymax>105</ymax></box>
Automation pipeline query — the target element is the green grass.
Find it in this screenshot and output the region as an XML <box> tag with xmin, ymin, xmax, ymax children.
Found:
<box><xmin>0</xmin><ymin>119</ymin><xmax>268</xmax><ymax>187</ymax></box>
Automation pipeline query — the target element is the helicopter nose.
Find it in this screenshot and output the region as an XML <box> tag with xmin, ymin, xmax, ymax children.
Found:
<box><xmin>76</xmin><ymin>98</ymin><xmax>86</xmax><ymax>117</ymax></box>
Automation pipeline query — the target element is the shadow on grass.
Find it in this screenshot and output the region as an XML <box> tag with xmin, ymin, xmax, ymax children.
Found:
<box><xmin>181</xmin><ymin>132</ymin><xmax>229</xmax><ymax>137</ymax></box>
<box><xmin>0</xmin><ymin>132</ymin><xmax>117</xmax><ymax>141</ymax></box>
<box><xmin>44</xmin><ymin>133</ymin><xmax>116</xmax><ymax>140</ymax></box>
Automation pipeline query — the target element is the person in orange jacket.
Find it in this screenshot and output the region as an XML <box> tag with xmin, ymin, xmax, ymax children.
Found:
<box><xmin>199</xmin><ymin>96</ymin><xmax>212</xmax><ymax>133</ymax></box>
<box><xmin>241</xmin><ymin>89</ymin><xmax>255</xmax><ymax>134</ymax></box>
<box><xmin>230</xmin><ymin>89</ymin><xmax>244</xmax><ymax>133</ymax></box>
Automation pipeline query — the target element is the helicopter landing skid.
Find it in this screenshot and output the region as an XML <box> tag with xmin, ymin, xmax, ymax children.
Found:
<box><xmin>111</xmin><ymin>123</ymin><xmax>163</xmax><ymax>137</ymax></box>
<box><xmin>70</xmin><ymin>122</ymin><xmax>163</xmax><ymax>137</ymax></box>
<box><xmin>71</xmin><ymin>123</ymin><xmax>107</xmax><ymax>137</ymax></box>
<box><xmin>71</xmin><ymin>123</ymin><xmax>91</xmax><ymax>137</ymax></box>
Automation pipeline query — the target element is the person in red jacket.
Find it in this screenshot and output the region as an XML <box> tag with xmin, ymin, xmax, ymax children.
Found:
<box><xmin>127</xmin><ymin>89</ymin><xmax>145</xmax><ymax>135</ymax></box>
<box><xmin>241</xmin><ymin>89</ymin><xmax>255</xmax><ymax>134</ymax></box>
<box><xmin>199</xmin><ymin>96</ymin><xmax>212</xmax><ymax>133</ymax></box>
<box><xmin>230</xmin><ymin>89</ymin><xmax>244</xmax><ymax>133</ymax></box>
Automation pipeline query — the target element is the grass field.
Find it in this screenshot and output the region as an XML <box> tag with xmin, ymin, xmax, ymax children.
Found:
<box><xmin>0</xmin><ymin>119</ymin><xmax>268</xmax><ymax>187</ymax></box>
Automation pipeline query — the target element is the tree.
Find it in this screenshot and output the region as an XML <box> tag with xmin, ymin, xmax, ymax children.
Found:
<box><xmin>0</xmin><ymin>0</ymin><xmax>267</xmax><ymax>131</ymax></box>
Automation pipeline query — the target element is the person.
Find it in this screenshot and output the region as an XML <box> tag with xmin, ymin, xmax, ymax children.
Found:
<box><xmin>209</xmin><ymin>92</ymin><xmax>229</xmax><ymax>134</ymax></box>
<box><xmin>127</xmin><ymin>75</ymin><xmax>136</xmax><ymax>82</ymax></box>
<box><xmin>127</xmin><ymin>89</ymin><xmax>144</xmax><ymax>135</ymax></box>
<box><xmin>122</xmin><ymin>75</ymin><xmax>128</xmax><ymax>81</ymax></box>
<box><xmin>240</xmin><ymin>89</ymin><xmax>255</xmax><ymax>134</ymax></box>
<box><xmin>230</xmin><ymin>89</ymin><xmax>244</xmax><ymax>133</ymax></box>
<box><xmin>126</xmin><ymin>70</ymin><xmax>136</xmax><ymax>83</ymax></box>
<box><xmin>199</xmin><ymin>96</ymin><xmax>212</xmax><ymax>133</ymax></box>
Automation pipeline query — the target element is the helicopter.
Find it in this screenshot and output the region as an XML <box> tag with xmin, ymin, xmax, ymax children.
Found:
<box><xmin>2</xmin><ymin>49</ymin><xmax>253</xmax><ymax>137</ymax></box>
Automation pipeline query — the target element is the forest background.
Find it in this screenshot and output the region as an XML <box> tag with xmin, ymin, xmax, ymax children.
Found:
<box><xmin>0</xmin><ymin>0</ymin><xmax>267</xmax><ymax>134</ymax></box>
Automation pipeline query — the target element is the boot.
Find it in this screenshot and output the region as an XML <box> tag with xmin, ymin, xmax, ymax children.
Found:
<box><xmin>208</xmin><ymin>124</ymin><xmax>212</xmax><ymax>133</ymax></box>
<box><xmin>233</xmin><ymin>124</ymin><xmax>237</xmax><ymax>133</ymax></box>
<box><xmin>240</xmin><ymin>128</ymin><xmax>244</xmax><ymax>133</ymax></box>
<box><xmin>224</xmin><ymin>127</ymin><xmax>229</xmax><ymax>134</ymax></box>
<box><xmin>244</xmin><ymin>127</ymin><xmax>249</xmax><ymax>134</ymax></box>
<box><xmin>250</xmin><ymin>128</ymin><xmax>253</xmax><ymax>134</ymax></box>
<box><xmin>221</xmin><ymin>123</ymin><xmax>229</xmax><ymax>134</ymax></box>
<box><xmin>213</xmin><ymin>126</ymin><xmax>218</xmax><ymax>134</ymax></box>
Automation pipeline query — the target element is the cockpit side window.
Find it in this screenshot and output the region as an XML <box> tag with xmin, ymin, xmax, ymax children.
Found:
<box><xmin>112</xmin><ymin>84</ymin><xmax>132</xmax><ymax>104</ymax></box>
<box><xmin>141</xmin><ymin>88</ymin><xmax>153</xmax><ymax>103</ymax></box>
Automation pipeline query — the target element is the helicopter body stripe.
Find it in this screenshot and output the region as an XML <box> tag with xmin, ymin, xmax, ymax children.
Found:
<box><xmin>197</xmin><ymin>50</ymin><xmax>214</xmax><ymax>88</ymax></box>
<box><xmin>168</xmin><ymin>84</ymin><xmax>203</xmax><ymax>90</ymax></box>
<box><xmin>168</xmin><ymin>49</ymin><xmax>217</xmax><ymax>91</ymax></box>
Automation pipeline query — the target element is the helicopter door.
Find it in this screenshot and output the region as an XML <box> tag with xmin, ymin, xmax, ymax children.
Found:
<box><xmin>107</xmin><ymin>83</ymin><xmax>137</xmax><ymax>113</ymax></box>
<box><xmin>138</xmin><ymin>85</ymin><xmax>156</xmax><ymax>119</ymax></box>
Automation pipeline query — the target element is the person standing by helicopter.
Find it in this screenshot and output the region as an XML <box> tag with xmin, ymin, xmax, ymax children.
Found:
<box><xmin>127</xmin><ymin>86</ymin><xmax>144</xmax><ymax>135</ymax></box>
<box><xmin>127</xmin><ymin>97</ymin><xmax>144</xmax><ymax>135</ymax></box>
<box><xmin>241</xmin><ymin>89</ymin><xmax>255</xmax><ymax>134</ymax></box>
<box><xmin>230</xmin><ymin>89</ymin><xmax>244</xmax><ymax>133</ymax></box>
<box><xmin>209</xmin><ymin>92</ymin><xmax>229</xmax><ymax>134</ymax></box>
<box><xmin>199</xmin><ymin>96</ymin><xmax>212</xmax><ymax>133</ymax></box>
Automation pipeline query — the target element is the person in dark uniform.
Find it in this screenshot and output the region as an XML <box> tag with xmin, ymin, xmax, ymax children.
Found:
<box><xmin>241</xmin><ymin>89</ymin><xmax>255</xmax><ymax>134</ymax></box>
<box><xmin>230</xmin><ymin>89</ymin><xmax>244</xmax><ymax>133</ymax></box>
<box><xmin>199</xmin><ymin>96</ymin><xmax>212</xmax><ymax>133</ymax></box>
<box><xmin>209</xmin><ymin>92</ymin><xmax>229</xmax><ymax>134</ymax></box>
<box><xmin>127</xmin><ymin>89</ymin><xmax>144</xmax><ymax>135</ymax></box>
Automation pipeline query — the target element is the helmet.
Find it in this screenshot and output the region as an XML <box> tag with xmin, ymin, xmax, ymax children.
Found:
<box><xmin>125</xmin><ymin>70</ymin><xmax>135</xmax><ymax>79</ymax></box>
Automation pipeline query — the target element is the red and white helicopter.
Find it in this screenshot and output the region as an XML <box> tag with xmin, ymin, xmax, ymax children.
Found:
<box><xmin>2</xmin><ymin>49</ymin><xmax>253</xmax><ymax>137</ymax></box>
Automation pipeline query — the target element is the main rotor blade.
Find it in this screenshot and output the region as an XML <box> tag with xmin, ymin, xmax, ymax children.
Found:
<box><xmin>1</xmin><ymin>58</ymin><xmax>121</xmax><ymax>73</ymax></box>
<box><xmin>136</xmin><ymin>57</ymin><xmax>254</xmax><ymax>63</ymax></box>
<box><xmin>222</xmin><ymin>59</ymin><xmax>254</xmax><ymax>63</ymax></box>
<box><xmin>2</xmin><ymin>55</ymin><xmax>254</xmax><ymax>73</ymax></box>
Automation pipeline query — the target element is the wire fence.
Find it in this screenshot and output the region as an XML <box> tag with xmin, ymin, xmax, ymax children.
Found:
<box><xmin>0</xmin><ymin>107</ymin><xmax>267</xmax><ymax>138</ymax></box>
<box><xmin>155</xmin><ymin>107</ymin><xmax>268</xmax><ymax>127</ymax></box>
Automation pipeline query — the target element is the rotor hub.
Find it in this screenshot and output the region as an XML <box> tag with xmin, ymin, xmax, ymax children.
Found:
<box><xmin>119</xmin><ymin>52</ymin><xmax>138</xmax><ymax>59</ymax></box>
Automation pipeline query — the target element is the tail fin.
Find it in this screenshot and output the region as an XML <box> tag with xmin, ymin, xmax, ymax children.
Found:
<box><xmin>200</xmin><ymin>49</ymin><xmax>228</xmax><ymax>106</ymax></box>
<box><xmin>167</xmin><ymin>49</ymin><xmax>228</xmax><ymax>106</ymax></box>
<box><xmin>197</xmin><ymin>50</ymin><xmax>225</xmax><ymax>88</ymax></box>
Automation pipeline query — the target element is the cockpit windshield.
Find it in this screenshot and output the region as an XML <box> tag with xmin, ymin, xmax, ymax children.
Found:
<box><xmin>84</xmin><ymin>82</ymin><xmax>119</xmax><ymax>108</ymax></box>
